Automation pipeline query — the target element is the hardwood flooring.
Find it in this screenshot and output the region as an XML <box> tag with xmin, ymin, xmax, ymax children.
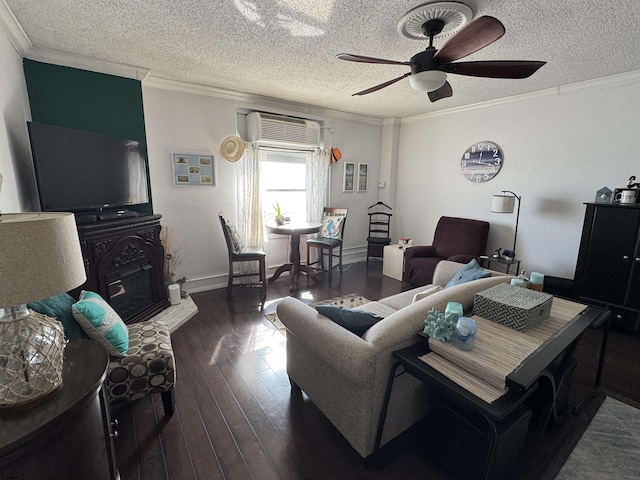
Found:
<box><xmin>113</xmin><ymin>262</ymin><xmax>640</xmax><ymax>480</ymax></box>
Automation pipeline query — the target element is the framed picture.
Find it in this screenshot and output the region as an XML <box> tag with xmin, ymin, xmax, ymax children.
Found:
<box><xmin>172</xmin><ymin>153</ymin><xmax>215</xmax><ymax>186</ymax></box>
<box><xmin>357</xmin><ymin>163</ymin><xmax>368</xmax><ymax>192</ymax></box>
<box><xmin>343</xmin><ymin>162</ymin><xmax>355</xmax><ymax>192</ymax></box>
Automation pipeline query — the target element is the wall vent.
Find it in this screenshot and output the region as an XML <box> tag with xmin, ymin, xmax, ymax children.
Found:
<box><xmin>246</xmin><ymin>112</ymin><xmax>320</xmax><ymax>149</ymax></box>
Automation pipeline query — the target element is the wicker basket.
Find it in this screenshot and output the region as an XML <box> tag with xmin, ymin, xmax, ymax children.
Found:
<box><xmin>473</xmin><ymin>284</ymin><xmax>553</xmax><ymax>332</ymax></box>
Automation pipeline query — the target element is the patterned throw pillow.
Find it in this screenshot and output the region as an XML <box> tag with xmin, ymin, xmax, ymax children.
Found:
<box><xmin>226</xmin><ymin>221</ymin><xmax>244</xmax><ymax>253</ymax></box>
<box><xmin>72</xmin><ymin>290</ymin><xmax>129</xmax><ymax>357</ymax></box>
<box><xmin>320</xmin><ymin>214</ymin><xmax>345</xmax><ymax>239</ymax></box>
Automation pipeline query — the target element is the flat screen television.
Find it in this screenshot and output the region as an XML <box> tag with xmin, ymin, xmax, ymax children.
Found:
<box><xmin>27</xmin><ymin>122</ymin><xmax>151</xmax><ymax>219</ymax></box>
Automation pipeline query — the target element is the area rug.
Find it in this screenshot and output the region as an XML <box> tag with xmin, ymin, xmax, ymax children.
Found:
<box><xmin>264</xmin><ymin>293</ymin><xmax>370</xmax><ymax>336</ymax></box>
<box><xmin>554</xmin><ymin>395</ymin><xmax>640</xmax><ymax>479</ymax></box>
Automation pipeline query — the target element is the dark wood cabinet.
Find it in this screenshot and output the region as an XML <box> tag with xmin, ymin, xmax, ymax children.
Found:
<box><xmin>74</xmin><ymin>214</ymin><xmax>169</xmax><ymax>324</ymax></box>
<box><xmin>572</xmin><ymin>203</ymin><xmax>640</xmax><ymax>331</ymax></box>
<box><xmin>0</xmin><ymin>340</ymin><xmax>118</xmax><ymax>480</ymax></box>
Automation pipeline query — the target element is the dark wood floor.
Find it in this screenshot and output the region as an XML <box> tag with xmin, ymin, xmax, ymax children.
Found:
<box><xmin>113</xmin><ymin>261</ymin><xmax>640</xmax><ymax>480</ymax></box>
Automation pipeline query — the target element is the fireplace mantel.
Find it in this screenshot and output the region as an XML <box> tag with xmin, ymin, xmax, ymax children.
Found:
<box><xmin>73</xmin><ymin>214</ymin><xmax>169</xmax><ymax>324</ymax></box>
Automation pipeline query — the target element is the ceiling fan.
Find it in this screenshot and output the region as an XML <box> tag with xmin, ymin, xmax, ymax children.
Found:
<box><xmin>337</xmin><ymin>14</ymin><xmax>546</xmax><ymax>102</ymax></box>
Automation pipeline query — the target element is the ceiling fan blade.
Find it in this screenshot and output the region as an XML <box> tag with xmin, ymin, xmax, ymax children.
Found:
<box><xmin>444</xmin><ymin>60</ymin><xmax>546</xmax><ymax>78</ymax></box>
<box><xmin>434</xmin><ymin>16</ymin><xmax>505</xmax><ymax>63</ymax></box>
<box><xmin>353</xmin><ymin>72</ymin><xmax>412</xmax><ymax>96</ymax></box>
<box><xmin>336</xmin><ymin>53</ymin><xmax>415</xmax><ymax>66</ymax></box>
<box><xmin>428</xmin><ymin>81</ymin><xmax>453</xmax><ymax>102</ymax></box>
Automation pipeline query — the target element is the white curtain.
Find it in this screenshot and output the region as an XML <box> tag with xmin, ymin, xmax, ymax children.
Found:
<box><xmin>237</xmin><ymin>145</ymin><xmax>328</xmax><ymax>242</ymax></box>
<box><xmin>307</xmin><ymin>148</ymin><xmax>331</xmax><ymax>223</ymax></box>
<box><xmin>236</xmin><ymin>142</ymin><xmax>264</xmax><ymax>247</ymax></box>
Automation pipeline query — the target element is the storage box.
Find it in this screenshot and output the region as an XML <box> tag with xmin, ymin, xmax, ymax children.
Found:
<box><xmin>473</xmin><ymin>283</ymin><xmax>553</xmax><ymax>332</ymax></box>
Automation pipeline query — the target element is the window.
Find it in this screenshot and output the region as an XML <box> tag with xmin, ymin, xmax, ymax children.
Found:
<box><xmin>261</xmin><ymin>149</ymin><xmax>308</xmax><ymax>223</ymax></box>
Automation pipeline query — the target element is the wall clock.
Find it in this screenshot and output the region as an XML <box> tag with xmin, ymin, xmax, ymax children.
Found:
<box><xmin>460</xmin><ymin>141</ymin><xmax>503</xmax><ymax>183</ymax></box>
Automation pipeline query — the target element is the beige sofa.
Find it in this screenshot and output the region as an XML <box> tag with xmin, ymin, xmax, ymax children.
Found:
<box><xmin>276</xmin><ymin>260</ymin><xmax>512</xmax><ymax>458</ymax></box>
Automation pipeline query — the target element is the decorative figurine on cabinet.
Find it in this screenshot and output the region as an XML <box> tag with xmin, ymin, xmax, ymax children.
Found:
<box><xmin>595</xmin><ymin>186</ymin><xmax>612</xmax><ymax>204</ymax></box>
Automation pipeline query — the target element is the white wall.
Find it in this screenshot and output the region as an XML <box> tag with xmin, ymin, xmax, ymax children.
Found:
<box><xmin>0</xmin><ymin>29</ymin><xmax>33</xmax><ymax>212</ymax></box>
<box><xmin>328</xmin><ymin>116</ymin><xmax>383</xmax><ymax>253</ymax></box>
<box><xmin>395</xmin><ymin>75</ymin><xmax>640</xmax><ymax>279</ymax></box>
<box><xmin>142</xmin><ymin>85</ymin><xmax>383</xmax><ymax>292</ymax></box>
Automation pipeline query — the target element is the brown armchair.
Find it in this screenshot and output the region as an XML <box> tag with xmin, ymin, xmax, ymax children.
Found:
<box><xmin>403</xmin><ymin>216</ymin><xmax>489</xmax><ymax>287</ymax></box>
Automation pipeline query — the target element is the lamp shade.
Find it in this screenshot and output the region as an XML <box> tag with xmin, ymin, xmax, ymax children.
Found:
<box><xmin>0</xmin><ymin>212</ymin><xmax>86</xmax><ymax>308</ymax></box>
<box><xmin>409</xmin><ymin>70</ymin><xmax>447</xmax><ymax>92</ymax></box>
<box><xmin>491</xmin><ymin>195</ymin><xmax>516</xmax><ymax>214</ymax></box>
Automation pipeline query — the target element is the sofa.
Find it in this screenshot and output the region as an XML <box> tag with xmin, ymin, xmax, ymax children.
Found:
<box><xmin>403</xmin><ymin>216</ymin><xmax>490</xmax><ymax>287</ymax></box>
<box><xmin>276</xmin><ymin>260</ymin><xmax>511</xmax><ymax>458</ymax></box>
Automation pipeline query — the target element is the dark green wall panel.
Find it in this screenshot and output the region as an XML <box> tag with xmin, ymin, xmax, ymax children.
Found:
<box><xmin>24</xmin><ymin>60</ymin><xmax>146</xmax><ymax>141</ymax></box>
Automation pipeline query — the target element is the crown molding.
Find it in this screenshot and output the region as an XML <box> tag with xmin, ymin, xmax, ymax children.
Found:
<box><xmin>558</xmin><ymin>69</ymin><xmax>640</xmax><ymax>94</ymax></box>
<box><xmin>0</xmin><ymin>0</ymin><xmax>31</xmax><ymax>55</ymax></box>
<box><xmin>24</xmin><ymin>46</ymin><xmax>150</xmax><ymax>80</ymax></box>
<box><xmin>144</xmin><ymin>75</ymin><xmax>383</xmax><ymax>126</ymax></box>
<box><xmin>1</xmin><ymin>0</ymin><xmax>149</xmax><ymax>79</ymax></box>
<box><xmin>402</xmin><ymin>69</ymin><xmax>640</xmax><ymax>124</ymax></box>
<box><xmin>383</xmin><ymin>117</ymin><xmax>401</xmax><ymax>127</ymax></box>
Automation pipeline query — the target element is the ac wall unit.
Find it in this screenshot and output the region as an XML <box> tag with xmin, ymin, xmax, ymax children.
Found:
<box><xmin>246</xmin><ymin>112</ymin><xmax>320</xmax><ymax>149</ymax></box>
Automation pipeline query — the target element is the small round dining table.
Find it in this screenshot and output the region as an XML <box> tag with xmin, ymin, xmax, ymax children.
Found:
<box><xmin>267</xmin><ymin>221</ymin><xmax>322</xmax><ymax>291</ymax></box>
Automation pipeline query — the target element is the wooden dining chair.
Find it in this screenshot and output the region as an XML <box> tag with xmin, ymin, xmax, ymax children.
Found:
<box><xmin>218</xmin><ymin>212</ymin><xmax>267</xmax><ymax>300</ymax></box>
<box><xmin>306</xmin><ymin>207</ymin><xmax>348</xmax><ymax>281</ymax></box>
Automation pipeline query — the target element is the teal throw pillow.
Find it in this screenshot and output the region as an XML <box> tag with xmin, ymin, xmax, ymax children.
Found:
<box><xmin>320</xmin><ymin>214</ymin><xmax>345</xmax><ymax>239</ymax></box>
<box><xmin>72</xmin><ymin>291</ymin><xmax>129</xmax><ymax>357</ymax></box>
<box><xmin>445</xmin><ymin>259</ymin><xmax>491</xmax><ymax>288</ymax></box>
<box><xmin>316</xmin><ymin>305</ymin><xmax>384</xmax><ymax>337</ymax></box>
<box><xmin>226</xmin><ymin>221</ymin><xmax>244</xmax><ymax>253</ymax></box>
<box><xmin>28</xmin><ymin>293</ymin><xmax>88</xmax><ymax>339</ymax></box>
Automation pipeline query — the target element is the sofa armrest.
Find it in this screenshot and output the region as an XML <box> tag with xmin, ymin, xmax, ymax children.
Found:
<box><xmin>447</xmin><ymin>254</ymin><xmax>477</xmax><ymax>264</ymax></box>
<box><xmin>404</xmin><ymin>245</ymin><xmax>436</xmax><ymax>262</ymax></box>
<box><xmin>277</xmin><ymin>297</ymin><xmax>375</xmax><ymax>386</ymax></box>
<box><xmin>432</xmin><ymin>260</ymin><xmax>465</xmax><ymax>286</ymax></box>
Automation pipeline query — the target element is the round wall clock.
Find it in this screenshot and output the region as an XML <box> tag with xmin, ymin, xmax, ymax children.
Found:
<box><xmin>460</xmin><ymin>141</ymin><xmax>503</xmax><ymax>183</ymax></box>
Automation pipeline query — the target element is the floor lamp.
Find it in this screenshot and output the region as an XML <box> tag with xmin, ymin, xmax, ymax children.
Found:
<box><xmin>0</xmin><ymin>212</ymin><xmax>86</xmax><ymax>411</ymax></box>
<box><xmin>491</xmin><ymin>191</ymin><xmax>521</xmax><ymax>258</ymax></box>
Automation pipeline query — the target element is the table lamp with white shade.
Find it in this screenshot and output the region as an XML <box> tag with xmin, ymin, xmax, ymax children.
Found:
<box><xmin>0</xmin><ymin>212</ymin><xmax>86</xmax><ymax>411</ymax></box>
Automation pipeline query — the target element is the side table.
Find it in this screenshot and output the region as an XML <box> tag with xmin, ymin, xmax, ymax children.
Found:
<box><xmin>480</xmin><ymin>256</ymin><xmax>521</xmax><ymax>275</ymax></box>
<box><xmin>0</xmin><ymin>339</ymin><xmax>119</xmax><ymax>480</ymax></box>
<box><xmin>383</xmin><ymin>244</ymin><xmax>406</xmax><ymax>281</ymax></box>
<box><xmin>374</xmin><ymin>302</ymin><xmax>609</xmax><ymax>479</ymax></box>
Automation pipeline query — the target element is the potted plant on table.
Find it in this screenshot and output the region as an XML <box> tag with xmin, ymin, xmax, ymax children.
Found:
<box><xmin>273</xmin><ymin>201</ymin><xmax>285</xmax><ymax>225</ymax></box>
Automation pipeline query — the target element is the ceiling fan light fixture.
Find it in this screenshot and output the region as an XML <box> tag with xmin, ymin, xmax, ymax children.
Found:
<box><xmin>410</xmin><ymin>70</ymin><xmax>447</xmax><ymax>92</ymax></box>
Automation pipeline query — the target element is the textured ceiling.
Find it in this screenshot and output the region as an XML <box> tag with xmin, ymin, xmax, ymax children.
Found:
<box><xmin>6</xmin><ymin>0</ymin><xmax>640</xmax><ymax>118</ymax></box>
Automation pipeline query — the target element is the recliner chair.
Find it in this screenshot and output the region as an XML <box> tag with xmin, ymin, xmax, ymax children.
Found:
<box><xmin>403</xmin><ymin>216</ymin><xmax>489</xmax><ymax>287</ymax></box>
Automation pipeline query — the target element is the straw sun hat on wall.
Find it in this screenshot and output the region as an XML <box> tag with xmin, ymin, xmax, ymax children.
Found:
<box><xmin>220</xmin><ymin>136</ymin><xmax>245</xmax><ymax>162</ymax></box>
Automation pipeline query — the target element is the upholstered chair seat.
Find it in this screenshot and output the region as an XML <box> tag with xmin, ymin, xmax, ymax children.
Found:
<box><xmin>106</xmin><ymin>318</ymin><xmax>176</xmax><ymax>416</ymax></box>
